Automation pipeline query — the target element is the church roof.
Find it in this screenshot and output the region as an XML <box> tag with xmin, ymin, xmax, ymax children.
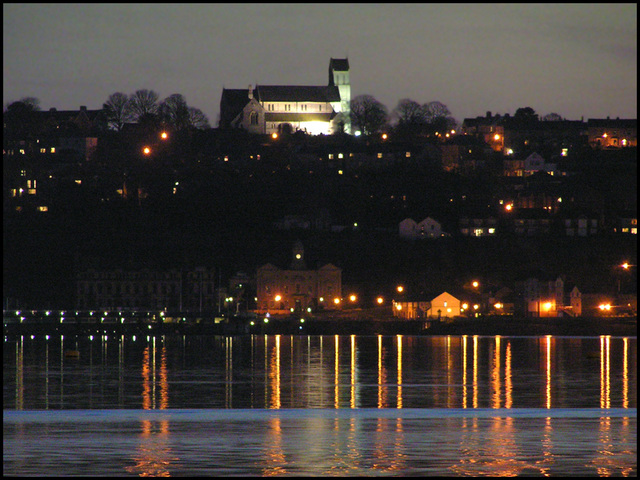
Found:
<box><xmin>255</xmin><ymin>85</ymin><xmax>341</xmax><ymax>103</ymax></box>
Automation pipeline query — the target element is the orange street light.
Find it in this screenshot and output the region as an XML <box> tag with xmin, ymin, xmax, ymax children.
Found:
<box><xmin>271</xmin><ymin>132</ymin><xmax>278</xmax><ymax>139</ymax></box>
<box><xmin>376</xmin><ymin>296</ymin><xmax>384</xmax><ymax>305</ymax></box>
<box><xmin>160</xmin><ymin>131</ymin><xmax>168</xmax><ymax>140</ymax></box>
<box><xmin>396</xmin><ymin>285</ymin><xmax>404</xmax><ymax>293</ymax></box>
<box><xmin>142</xmin><ymin>146</ymin><xmax>151</xmax><ymax>155</ymax></box>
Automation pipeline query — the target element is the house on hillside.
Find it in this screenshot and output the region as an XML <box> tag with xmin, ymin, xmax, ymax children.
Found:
<box><xmin>399</xmin><ymin>217</ymin><xmax>448</xmax><ymax>240</ymax></box>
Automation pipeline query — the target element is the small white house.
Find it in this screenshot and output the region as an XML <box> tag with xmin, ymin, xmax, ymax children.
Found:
<box><xmin>399</xmin><ymin>217</ymin><xmax>446</xmax><ymax>240</ymax></box>
<box><xmin>393</xmin><ymin>291</ymin><xmax>462</xmax><ymax>320</ymax></box>
<box><xmin>427</xmin><ymin>292</ymin><xmax>461</xmax><ymax>319</ymax></box>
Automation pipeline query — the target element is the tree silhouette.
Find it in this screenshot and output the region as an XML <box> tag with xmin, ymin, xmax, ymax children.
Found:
<box><xmin>103</xmin><ymin>92</ymin><xmax>133</xmax><ymax>131</ymax></box>
<box><xmin>128</xmin><ymin>89</ymin><xmax>160</xmax><ymax>122</ymax></box>
<box><xmin>350</xmin><ymin>95</ymin><xmax>388</xmax><ymax>136</ymax></box>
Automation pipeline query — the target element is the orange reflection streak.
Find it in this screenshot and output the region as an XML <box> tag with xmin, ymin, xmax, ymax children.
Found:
<box><xmin>262</xmin><ymin>417</ymin><xmax>287</xmax><ymax>476</ymax></box>
<box><xmin>129</xmin><ymin>337</ymin><xmax>175</xmax><ymax>477</ymax></box>
<box><xmin>447</xmin><ymin>336</ymin><xmax>453</xmax><ymax>408</ymax></box>
<box><xmin>491</xmin><ymin>336</ymin><xmax>501</xmax><ymax>409</ymax></box>
<box><xmin>623</xmin><ymin>338</ymin><xmax>629</xmax><ymax>409</ymax></box>
<box><xmin>334</xmin><ymin>335</ymin><xmax>340</xmax><ymax>409</ymax></box>
<box><xmin>159</xmin><ymin>344</ymin><xmax>168</xmax><ymax>410</ymax></box>
<box><xmin>396</xmin><ymin>335</ymin><xmax>403</xmax><ymax>409</ymax></box>
<box><xmin>126</xmin><ymin>418</ymin><xmax>175</xmax><ymax>477</ymax></box>
<box><xmin>269</xmin><ymin>335</ymin><xmax>281</xmax><ymax>409</ymax></box>
<box><xmin>545</xmin><ymin>336</ymin><xmax>552</xmax><ymax>409</ymax></box>
<box><xmin>536</xmin><ymin>415</ymin><xmax>554</xmax><ymax>474</ymax></box>
<box><xmin>377</xmin><ymin>335</ymin><xmax>387</xmax><ymax>408</ymax></box>
<box><xmin>142</xmin><ymin>346</ymin><xmax>151</xmax><ymax>410</ymax></box>
<box><xmin>350</xmin><ymin>335</ymin><xmax>356</xmax><ymax>408</ymax></box>
<box><xmin>600</xmin><ymin>336</ymin><xmax>611</xmax><ymax>409</ymax></box>
<box><xmin>473</xmin><ymin>336</ymin><xmax>479</xmax><ymax>408</ymax></box>
<box><xmin>504</xmin><ymin>341</ymin><xmax>513</xmax><ymax>409</ymax></box>
<box><xmin>462</xmin><ymin>336</ymin><xmax>468</xmax><ymax>409</ymax></box>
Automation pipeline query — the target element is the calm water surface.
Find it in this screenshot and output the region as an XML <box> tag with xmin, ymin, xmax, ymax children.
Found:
<box><xmin>4</xmin><ymin>334</ymin><xmax>637</xmax><ymax>476</ymax></box>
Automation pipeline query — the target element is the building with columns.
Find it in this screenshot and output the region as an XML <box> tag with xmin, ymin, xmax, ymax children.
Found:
<box><xmin>220</xmin><ymin>58</ymin><xmax>351</xmax><ymax>135</ymax></box>
<box><xmin>255</xmin><ymin>241</ymin><xmax>342</xmax><ymax>314</ymax></box>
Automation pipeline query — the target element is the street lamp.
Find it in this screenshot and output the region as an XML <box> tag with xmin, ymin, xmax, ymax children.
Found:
<box><xmin>142</xmin><ymin>146</ymin><xmax>151</xmax><ymax>156</ymax></box>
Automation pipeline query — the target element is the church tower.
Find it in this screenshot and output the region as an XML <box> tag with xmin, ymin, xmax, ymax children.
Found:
<box><xmin>329</xmin><ymin>58</ymin><xmax>351</xmax><ymax>133</ymax></box>
<box><xmin>289</xmin><ymin>240</ymin><xmax>307</xmax><ymax>270</ymax></box>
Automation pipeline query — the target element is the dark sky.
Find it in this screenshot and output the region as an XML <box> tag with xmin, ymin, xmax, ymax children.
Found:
<box><xmin>3</xmin><ymin>3</ymin><xmax>637</xmax><ymax>126</ymax></box>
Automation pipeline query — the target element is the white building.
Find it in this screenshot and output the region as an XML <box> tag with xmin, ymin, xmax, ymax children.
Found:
<box><xmin>399</xmin><ymin>217</ymin><xmax>446</xmax><ymax>240</ymax></box>
<box><xmin>220</xmin><ymin>58</ymin><xmax>351</xmax><ymax>135</ymax></box>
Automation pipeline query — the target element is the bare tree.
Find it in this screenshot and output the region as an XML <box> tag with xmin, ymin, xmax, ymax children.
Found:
<box><xmin>542</xmin><ymin>112</ymin><xmax>563</xmax><ymax>122</ymax></box>
<box><xmin>103</xmin><ymin>92</ymin><xmax>133</xmax><ymax>131</ymax></box>
<box><xmin>159</xmin><ymin>94</ymin><xmax>191</xmax><ymax>131</ymax></box>
<box><xmin>422</xmin><ymin>101</ymin><xmax>457</xmax><ymax>132</ymax></box>
<box><xmin>423</xmin><ymin>101</ymin><xmax>451</xmax><ymax>124</ymax></box>
<box><xmin>350</xmin><ymin>95</ymin><xmax>388</xmax><ymax>136</ymax></box>
<box><xmin>392</xmin><ymin>99</ymin><xmax>426</xmax><ymax>125</ymax></box>
<box><xmin>128</xmin><ymin>89</ymin><xmax>160</xmax><ymax>122</ymax></box>
<box><xmin>188</xmin><ymin>107</ymin><xmax>210</xmax><ymax>129</ymax></box>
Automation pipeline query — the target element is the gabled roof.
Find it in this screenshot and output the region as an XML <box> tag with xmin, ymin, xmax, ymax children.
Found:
<box><xmin>255</xmin><ymin>85</ymin><xmax>341</xmax><ymax>103</ymax></box>
<box><xmin>587</xmin><ymin>118</ymin><xmax>637</xmax><ymax>129</ymax></box>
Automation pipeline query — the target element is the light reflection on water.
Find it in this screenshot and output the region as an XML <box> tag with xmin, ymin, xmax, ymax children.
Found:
<box><xmin>3</xmin><ymin>334</ymin><xmax>637</xmax><ymax>476</ymax></box>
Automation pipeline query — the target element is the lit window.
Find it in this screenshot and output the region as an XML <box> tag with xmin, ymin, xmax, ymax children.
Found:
<box><xmin>377</xmin><ymin>153</ymin><xmax>383</xmax><ymax>158</ymax></box>
<box><xmin>405</xmin><ymin>152</ymin><xmax>411</xmax><ymax>157</ymax></box>
<box><xmin>38</xmin><ymin>206</ymin><xmax>48</xmax><ymax>212</ymax></box>
<box><xmin>50</xmin><ymin>147</ymin><xmax>55</xmax><ymax>153</ymax></box>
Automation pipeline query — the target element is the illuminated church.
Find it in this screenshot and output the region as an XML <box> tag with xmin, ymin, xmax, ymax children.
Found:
<box><xmin>219</xmin><ymin>58</ymin><xmax>351</xmax><ymax>135</ymax></box>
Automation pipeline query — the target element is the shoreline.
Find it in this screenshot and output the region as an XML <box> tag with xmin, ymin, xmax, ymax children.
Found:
<box><xmin>4</xmin><ymin>315</ymin><xmax>637</xmax><ymax>338</ymax></box>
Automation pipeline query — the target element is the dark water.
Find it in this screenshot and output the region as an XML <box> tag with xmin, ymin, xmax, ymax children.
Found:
<box><xmin>4</xmin><ymin>334</ymin><xmax>637</xmax><ymax>476</ymax></box>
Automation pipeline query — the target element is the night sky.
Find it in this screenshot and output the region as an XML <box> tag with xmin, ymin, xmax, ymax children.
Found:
<box><xmin>3</xmin><ymin>3</ymin><xmax>637</xmax><ymax>125</ymax></box>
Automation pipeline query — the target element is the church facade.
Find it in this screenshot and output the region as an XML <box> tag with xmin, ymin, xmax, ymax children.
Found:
<box><xmin>220</xmin><ymin>58</ymin><xmax>351</xmax><ymax>135</ymax></box>
<box><xmin>255</xmin><ymin>241</ymin><xmax>342</xmax><ymax>314</ymax></box>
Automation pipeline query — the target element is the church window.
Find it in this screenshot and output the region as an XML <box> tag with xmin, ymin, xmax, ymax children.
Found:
<box><xmin>250</xmin><ymin>111</ymin><xmax>258</xmax><ymax>125</ymax></box>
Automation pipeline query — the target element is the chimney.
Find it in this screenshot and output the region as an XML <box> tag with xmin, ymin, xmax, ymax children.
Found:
<box><xmin>248</xmin><ymin>85</ymin><xmax>253</xmax><ymax>100</ymax></box>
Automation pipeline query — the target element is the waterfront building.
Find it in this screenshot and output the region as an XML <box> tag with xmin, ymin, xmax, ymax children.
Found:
<box><xmin>255</xmin><ymin>241</ymin><xmax>342</xmax><ymax>314</ymax></box>
<box><xmin>393</xmin><ymin>291</ymin><xmax>462</xmax><ymax>320</ymax></box>
<box><xmin>75</xmin><ymin>267</ymin><xmax>217</xmax><ymax>312</ymax></box>
<box><xmin>219</xmin><ymin>58</ymin><xmax>351</xmax><ymax>135</ymax></box>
